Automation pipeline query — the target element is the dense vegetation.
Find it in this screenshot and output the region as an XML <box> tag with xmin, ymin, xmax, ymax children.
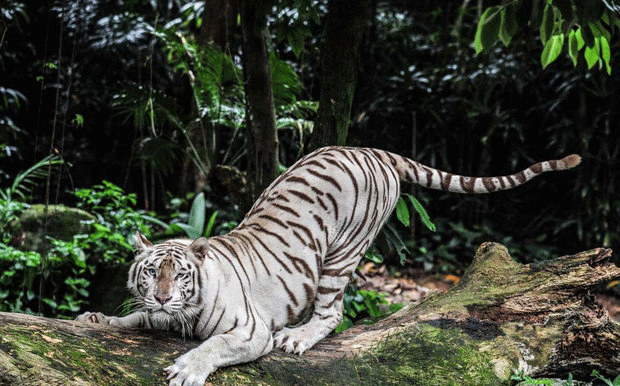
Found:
<box><xmin>1</xmin><ymin>0</ymin><xmax>619</xmax><ymax>331</ymax></box>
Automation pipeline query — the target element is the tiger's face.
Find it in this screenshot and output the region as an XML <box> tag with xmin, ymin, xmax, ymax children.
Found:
<box><xmin>127</xmin><ymin>233</ymin><xmax>209</xmax><ymax>327</ymax></box>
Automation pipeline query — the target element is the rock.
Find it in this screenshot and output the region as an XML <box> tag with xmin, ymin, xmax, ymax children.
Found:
<box><xmin>16</xmin><ymin>204</ymin><xmax>95</xmax><ymax>254</ymax></box>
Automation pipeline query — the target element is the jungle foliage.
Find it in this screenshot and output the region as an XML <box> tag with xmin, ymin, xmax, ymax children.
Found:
<box><xmin>475</xmin><ymin>0</ymin><xmax>620</xmax><ymax>71</ymax></box>
<box><xmin>1</xmin><ymin>0</ymin><xmax>619</xmax><ymax>319</ymax></box>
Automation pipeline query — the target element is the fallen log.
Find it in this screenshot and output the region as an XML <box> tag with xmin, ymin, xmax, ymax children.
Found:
<box><xmin>1</xmin><ymin>242</ymin><xmax>619</xmax><ymax>385</ymax></box>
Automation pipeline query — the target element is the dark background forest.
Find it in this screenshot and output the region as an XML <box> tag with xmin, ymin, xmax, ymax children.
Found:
<box><xmin>1</xmin><ymin>0</ymin><xmax>619</xmax><ymax>322</ymax></box>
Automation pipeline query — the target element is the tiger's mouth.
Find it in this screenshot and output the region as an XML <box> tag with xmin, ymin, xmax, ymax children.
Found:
<box><xmin>151</xmin><ymin>307</ymin><xmax>177</xmax><ymax>316</ymax></box>
<box><xmin>147</xmin><ymin>304</ymin><xmax>175</xmax><ymax>316</ymax></box>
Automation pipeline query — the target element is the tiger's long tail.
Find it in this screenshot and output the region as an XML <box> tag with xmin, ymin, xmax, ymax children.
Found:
<box><xmin>382</xmin><ymin>151</ymin><xmax>581</xmax><ymax>194</ymax></box>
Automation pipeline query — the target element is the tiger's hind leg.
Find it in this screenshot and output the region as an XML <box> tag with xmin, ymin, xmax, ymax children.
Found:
<box><xmin>273</xmin><ymin>259</ymin><xmax>357</xmax><ymax>354</ymax></box>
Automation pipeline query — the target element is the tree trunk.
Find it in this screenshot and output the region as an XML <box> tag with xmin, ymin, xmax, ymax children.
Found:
<box><xmin>308</xmin><ymin>0</ymin><xmax>372</xmax><ymax>151</ymax></box>
<box><xmin>199</xmin><ymin>0</ymin><xmax>240</xmax><ymax>48</ymax></box>
<box><xmin>1</xmin><ymin>243</ymin><xmax>619</xmax><ymax>385</ymax></box>
<box><xmin>240</xmin><ymin>0</ymin><xmax>279</xmax><ymax>200</ymax></box>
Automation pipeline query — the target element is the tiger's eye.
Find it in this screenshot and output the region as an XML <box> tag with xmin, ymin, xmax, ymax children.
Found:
<box><xmin>147</xmin><ymin>268</ymin><xmax>157</xmax><ymax>276</ymax></box>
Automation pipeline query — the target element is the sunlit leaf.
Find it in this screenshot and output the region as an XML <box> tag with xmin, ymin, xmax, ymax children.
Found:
<box><xmin>541</xmin><ymin>34</ymin><xmax>565</xmax><ymax>69</ymax></box>
<box><xmin>599</xmin><ymin>35</ymin><xmax>611</xmax><ymax>74</ymax></box>
<box><xmin>569</xmin><ymin>27</ymin><xmax>586</xmax><ymax>67</ymax></box>
<box><xmin>584</xmin><ymin>38</ymin><xmax>600</xmax><ymax>69</ymax></box>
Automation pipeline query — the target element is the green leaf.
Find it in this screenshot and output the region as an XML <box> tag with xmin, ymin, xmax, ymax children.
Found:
<box><xmin>475</xmin><ymin>6</ymin><xmax>502</xmax><ymax>54</ymax></box>
<box><xmin>8</xmin><ymin>155</ymin><xmax>63</xmax><ymax>201</ymax></box>
<box><xmin>500</xmin><ymin>4</ymin><xmax>519</xmax><ymax>46</ymax></box>
<box><xmin>270</xmin><ymin>54</ymin><xmax>302</xmax><ymax>107</ymax></box>
<box><xmin>174</xmin><ymin>223</ymin><xmax>196</xmax><ymax>237</ymax></box>
<box><xmin>389</xmin><ymin>303</ymin><xmax>404</xmax><ymax>313</ymax></box>
<box><xmin>395</xmin><ymin>196</ymin><xmax>410</xmax><ymax>227</ymax></box>
<box><xmin>599</xmin><ymin>35</ymin><xmax>611</xmax><ymax>74</ymax></box>
<box><xmin>568</xmin><ymin>30</ymin><xmax>579</xmax><ymax>66</ymax></box>
<box><xmin>43</xmin><ymin>298</ymin><xmax>58</xmax><ymax>309</ymax></box>
<box><xmin>540</xmin><ymin>2</ymin><xmax>554</xmax><ymax>43</ymax></box>
<box><xmin>404</xmin><ymin>194</ymin><xmax>436</xmax><ymax>232</ymax></box>
<box><xmin>589</xmin><ymin>20</ymin><xmax>611</xmax><ymax>41</ymax></box>
<box><xmin>204</xmin><ymin>210</ymin><xmax>219</xmax><ymax>238</ymax></box>
<box><xmin>186</xmin><ymin>192</ymin><xmax>206</xmax><ymax>239</ymax></box>
<box><xmin>72</xmin><ymin>113</ymin><xmax>84</xmax><ymax>127</ymax></box>
<box><xmin>568</xmin><ymin>27</ymin><xmax>586</xmax><ymax>67</ymax></box>
<box><xmin>584</xmin><ymin>38</ymin><xmax>600</xmax><ymax>69</ymax></box>
<box><xmin>364</xmin><ymin>251</ymin><xmax>384</xmax><ymax>264</ymax></box>
<box><xmin>288</xmin><ymin>24</ymin><xmax>311</xmax><ymax>58</ymax></box>
<box><xmin>541</xmin><ymin>34</ymin><xmax>565</xmax><ymax>69</ymax></box>
<box><xmin>334</xmin><ymin>316</ymin><xmax>353</xmax><ymax>333</ymax></box>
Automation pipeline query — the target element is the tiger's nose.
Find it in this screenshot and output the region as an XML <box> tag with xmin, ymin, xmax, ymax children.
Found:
<box><xmin>155</xmin><ymin>293</ymin><xmax>172</xmax><ymax>304</ymax></box>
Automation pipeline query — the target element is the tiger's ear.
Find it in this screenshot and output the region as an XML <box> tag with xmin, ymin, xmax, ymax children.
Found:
<box><xmin>133</xmin><ymin>232</ymin><xmax>153</xmax><ymax>254</ymax></box>
<box><xmin>189</xmin><ymin>237</ymin><xmax>209</xmax><ymax>262</ymax></box>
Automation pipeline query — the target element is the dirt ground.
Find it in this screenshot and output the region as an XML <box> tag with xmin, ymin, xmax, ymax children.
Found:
<box><xmin>357</xmin><ymin>262</ymin><xmax>620</xmax><ymax>322</ymax></box>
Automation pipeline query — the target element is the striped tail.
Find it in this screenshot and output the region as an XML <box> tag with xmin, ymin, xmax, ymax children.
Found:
<box><xmin>387</xmin><ymin>152</ymin><xmax>581</xmax><ymax>194</ymax></box>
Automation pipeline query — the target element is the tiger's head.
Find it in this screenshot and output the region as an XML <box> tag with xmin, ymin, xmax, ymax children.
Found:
<box><xmin>127</xmin><ymin>232</ymin><xmax>210</xmax><ymax>329</ymax></box>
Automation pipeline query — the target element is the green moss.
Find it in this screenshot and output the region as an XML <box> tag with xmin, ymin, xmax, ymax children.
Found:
<box><xmin>0</xmin><ymin>322</ymin><xmax>170</xmax><ymax>386</ymax></box>
<box><xmin>222</xmin><ymin>323</ymin><xmax>509</xmax><ymax>386</ymax></box>
<box><xmin>367</xmin><ymin>324</ymin><xmax>502</xmax><ymax>385</ymax></box>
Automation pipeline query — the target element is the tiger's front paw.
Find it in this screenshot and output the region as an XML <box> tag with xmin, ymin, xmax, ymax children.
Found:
<box><xmin>75</xmin><ymin>311</ymin><xmax>121</xmax><ymax>326</ymax></box>
<box><xmin>273</xmin><ymin>327</ymin><xmax>315</xmax><ymax>355</ymax></box>
<box><xmin>165</xmin><ymin>348</ymin><xmax>215</xmax><ymax>386</ymax></box>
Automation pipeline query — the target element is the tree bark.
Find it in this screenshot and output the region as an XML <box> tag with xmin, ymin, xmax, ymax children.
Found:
<box><xmin>308</xmin><ymin>0</ymin><xmax>372</xmax><ymax>151</ymax></box>
<box><xmin>1</xmin><ymin>243</ymin><xmax>619</xmax><ymax>385</ymax></box>
<box><xmin>199</xmin><ymin>0</ymin><xmax>240</xmax><ymax>48</ymax></box>
<box><xmin>240</xmin><ymin>0</ymin><xmax>279</xmax><ymax>200</ymax></box>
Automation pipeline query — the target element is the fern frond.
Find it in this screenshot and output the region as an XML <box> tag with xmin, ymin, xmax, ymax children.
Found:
<box><xmin>270</xmin><ymin>54</ymin><xmax>303</xmax><ymax>107</ymax></box>
<box><xmin>7</xmin><ymin>155</ymin><xmax>63</xmax><ymax>201</ymax></box>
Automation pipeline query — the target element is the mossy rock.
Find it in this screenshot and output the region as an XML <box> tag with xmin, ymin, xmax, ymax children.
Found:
<box><xmin>17</xmin><ymin>204</ymin><xmax>96</xmax><ymax>254</ymax></box>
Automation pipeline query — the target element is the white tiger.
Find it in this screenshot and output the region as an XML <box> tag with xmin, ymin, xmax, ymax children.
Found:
<box><xmin>76</xmin><ymin>146</ymin><xmax>581</xmax><ymax>386</ymax></box>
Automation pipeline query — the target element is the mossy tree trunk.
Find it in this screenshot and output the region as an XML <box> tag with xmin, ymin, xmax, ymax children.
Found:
<box><xmin>1</xmin><ymin>243</ymin><xmax>619</xmax><ymax>385</ymax></box>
